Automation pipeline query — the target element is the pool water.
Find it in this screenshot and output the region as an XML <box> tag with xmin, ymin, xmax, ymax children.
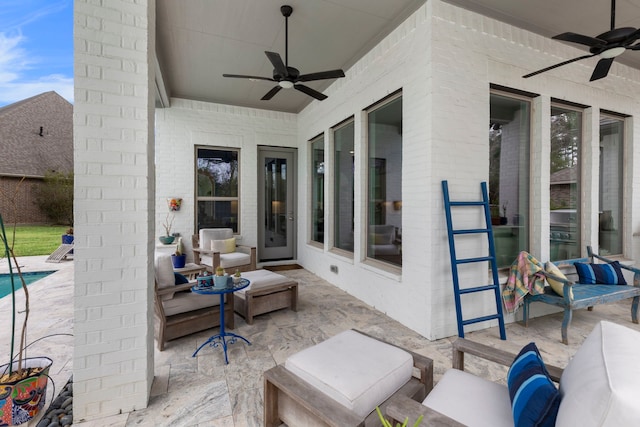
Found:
<box><xmin>0</xmin><ymin>271</ymin><xmax>56</xmax><ymax>299</ymax></box>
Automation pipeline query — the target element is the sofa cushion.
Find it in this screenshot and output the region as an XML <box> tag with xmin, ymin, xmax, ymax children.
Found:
<box><xmin>219</xmin><ymin>252</ymin><xmax>251</xmax><ymax>269</ymax></box>
<box><xmin>235</xmin><ymin>269</ymin><xmax>288</xmax><ymax>295</ymax></box>
<box><xmin>422</xmin><ymin>369</ymin><xmax>512</xmax><ymax>427</ymax></box>
<box><xmin>285</xmin><ymin>330</ymin><xmax>413</xmax><ymax>418</ymax></box>
<box><xmin>545</xmin><ymin>261</ymin><xmax>573</xmax><ymax>299</ymax></box>
<box><xmin>574</xmin><ymin>261</ymin><xmax>627</xmax><ymax>285</ymax></box>
<box><xmin>557</xmin><ymin>320</ymin><xmax>640</xmax><ymax>427</ymax></box>
<box><xmin>507</xmin><ymin>342</ymin><xmax>560</xmax><ymax>427</ymax></box>
<box><xmin>162</xmin><ymin>291</ymin><xmax>221</xmax><ymax>317</ymax></box>
<box><xmin>211</xmin><ymin>237</ymin><xmax>236</xmax><ymax>254</ymax></box>
<box><xmin>156</xmin><ymin>256</ymin><xmax>176</xmax><ymax>300</ymax></box>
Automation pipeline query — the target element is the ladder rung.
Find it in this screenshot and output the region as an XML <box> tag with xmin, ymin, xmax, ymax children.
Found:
<box><xmin>456</xmin><ymin>256</ymin><xmax>494</xmax><ymax>264</ymax></box>
<box><xmin>459</xmin><ymin>285</ymin><xmax>499</xmax><ymax>295</ymax></box>
<box><xmin>448</xmin><ymin>201</ymin><xmax>485</xmax><ymax>207</ymax></box>
<box><xmin>462</xmin><ymin>314</ymin><xmax>502</xmax><ymax>326</ymax></box>
<box><xmin>452</xmin><ymin>228</ymin><xmax>489</xmax><ymax>235</ymax></box>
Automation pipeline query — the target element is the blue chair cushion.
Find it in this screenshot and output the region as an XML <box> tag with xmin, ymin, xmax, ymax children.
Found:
<box><xmin>507</xmin><ymin>342</ymin><xmax>560</xmax><ymax>427</ymax></box>
<box><xmin>574</xmin><ymin>261</ymin><xmax>627</xmax><ymax>285</ymax></box>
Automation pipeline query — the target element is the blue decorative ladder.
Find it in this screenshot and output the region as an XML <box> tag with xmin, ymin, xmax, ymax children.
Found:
<box><xmin>441</xmin><ymin>180</ymin><xmax>506</xmax><ymax>340</ymax></box>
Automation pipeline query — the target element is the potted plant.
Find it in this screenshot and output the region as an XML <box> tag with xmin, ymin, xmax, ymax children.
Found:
<box><xmin>213</xmin><ymin>266</ymin><xmax>228</xmax><ymax>288</ymax></box>
<box><xmin>0</xmin><ymin>213</ymin><xmax>53</xmax><ymax>426</ymax></box>
<box><xmin>62</xmin><ymin>227</ymin><xmax>74</xmax><ymax>254</ymax></box>
<box><xmin>233</xmin><ymin>269</ymin><xmax>242</xmax><ymax>285</ymax></box>
<box><xmin>171</xmin><ymin>237</ymin><xmax>186</xmax><ymax>268</ymax></box>
<box><xmin>159</xmin><ymin>213</ymin><xmax>175</xmax><ymax>244</ymax></box>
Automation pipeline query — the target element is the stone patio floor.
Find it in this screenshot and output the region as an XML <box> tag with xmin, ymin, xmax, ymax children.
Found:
<box><xmin>2</xmin><ymin>255</ymin><xmax>639</xmax><ymax>426</ymax></box>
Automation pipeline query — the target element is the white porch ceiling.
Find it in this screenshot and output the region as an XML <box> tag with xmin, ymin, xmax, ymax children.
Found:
<box><xmin>155</xmin><ymin>0</ymin><xmax>640</xmax><ymax>113</ymax></box>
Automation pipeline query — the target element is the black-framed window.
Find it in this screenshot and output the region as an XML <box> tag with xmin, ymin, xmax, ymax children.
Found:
<box><xmin>196</xmin><ymin>147</ymin><xmax>239</xmax><ymax>232</ymax></box>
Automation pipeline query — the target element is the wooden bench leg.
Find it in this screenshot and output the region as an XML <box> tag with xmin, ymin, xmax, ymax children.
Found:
<box><xmin>632</xmin><ymin>296</ymin><xmax>639</xmax><ymax>324</ymax></box>
<box><xmin>264</xmin><ymin>376</ymin><xmax>281</xmax><ymax>427</ymax></box>
<box><xmin>522</xmin><ymin>299</ymin><xmax>530</xmax><ymax>327</ymax></box>
<box><xmin>561</xmin><ymin>308</ymin><xmax>572</xmax><ymax>345</ymax></box>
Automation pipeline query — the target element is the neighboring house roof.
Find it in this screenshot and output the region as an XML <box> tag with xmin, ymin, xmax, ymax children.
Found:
<box><xmin>0</xmin><ymin>91</ymin><xmax>73</xmax><ymax>177</ymax></box>
<box><xmin>550</xmin><ymin>166</ymin><xmax>576</xmax><ymax>185</ymax></box>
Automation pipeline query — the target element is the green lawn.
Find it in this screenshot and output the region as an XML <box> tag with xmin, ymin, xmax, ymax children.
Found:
<box><xmin>2</xmin><ymin>225</ymin><xmax>69</xmax><ymax>257</ymax></box>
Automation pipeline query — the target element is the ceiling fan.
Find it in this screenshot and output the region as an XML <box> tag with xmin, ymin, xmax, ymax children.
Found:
<box><xmin>523</xmin><ymin>0</ymin><xmax>640</xmax><ymax>81</ymax></box>
<box><xmin>223</xmin><ymin>5</ymin><xmax>345</xmax><ymax>101</ymax></box>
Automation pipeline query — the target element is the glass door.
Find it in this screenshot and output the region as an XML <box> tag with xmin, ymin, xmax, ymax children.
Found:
<box><xmin>258</xmin><ymin>147</ymin><xmax>296</xmax><ymax>261</ymax></box>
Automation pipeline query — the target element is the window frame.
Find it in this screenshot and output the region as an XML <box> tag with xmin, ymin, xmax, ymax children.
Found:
<box><xmin>364</xmin><ymin>91</ymin><xmax>403</xmax><ymax>269</ymax></box>
<box><xmin>330</xmin><ymin>117</ymin><xmax>356</xmax><ymax>257</ymax></box>
<box><xmin>309</xmin><ymin>133</ymin><xmax>325</xmax><ymax>247</ymax></box>
<box><xmin>195</xmin><ymin>146</ymin><xmax>241</xmax><ymax>234</ymax></box>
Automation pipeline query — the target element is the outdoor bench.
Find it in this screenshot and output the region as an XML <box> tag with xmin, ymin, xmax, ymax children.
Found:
<box><xmin>523</xmin><ymin>245</ymin><xmax>640</xmax><ymax>344</ymax></box>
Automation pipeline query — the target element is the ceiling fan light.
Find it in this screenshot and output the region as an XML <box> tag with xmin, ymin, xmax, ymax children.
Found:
<box><xmin>600</xmin><ymin>46</ymin><xmax>625</xmax><ymax>59</ymax></box>
<box><xmin>279</xmin><ymin>81</ymin><xmax>294</xmax><ymax>89</ymax></box>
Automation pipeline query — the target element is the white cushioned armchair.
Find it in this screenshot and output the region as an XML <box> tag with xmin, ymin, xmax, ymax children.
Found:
<box><xmin>386</xmin><ymin>320</ymin><xmax>640</xmax><ymax>427</ymax></box>
<box><xmin>192</xmin><ymin>228</ymin><xmax>256</xmax><ymax>273</ymax></box>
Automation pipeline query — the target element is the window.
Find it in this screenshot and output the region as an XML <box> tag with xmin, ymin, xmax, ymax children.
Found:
<box><xmin>489</xmin><ymin>92</ymin><xmax>531</xmax><ymax>268</ymax></box>
<box><xmin>550</xmin><ymin>105</ymin><xmax>582</xmax><ymax>261</ymax></box>
<box><xmin>599</xmin><ymin>114</ymin><xmax>624</xmax><ymax>255</ymax></box>
<box><xmin>333</xmin><ymin>119</ymin><xmax>355</xmax><ymax>252</ymax></box>
<box><xmin>310</xmin><ymin>134</ymin><xmax>325</xmax><ymax>244</ymax></box>
<box><xmin>367</xmin><ymin>93</ymin><xmax>402</xmax><ymax>267</ymax></box>
<box><xmin>196</xmin><ymin>147</ymin><xmax>239</xmax><ymax>232</ymax></box>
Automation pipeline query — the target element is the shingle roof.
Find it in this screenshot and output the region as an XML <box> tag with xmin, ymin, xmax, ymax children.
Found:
<box><xmin>0</xmin><ymin>91</ymin><xmax>73</xmax><ymax>177</ymax></box>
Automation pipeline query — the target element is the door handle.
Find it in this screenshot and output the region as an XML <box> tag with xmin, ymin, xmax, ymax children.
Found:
<box><xmin>288</xmin><ymin>212</ymin><xmax>294</xmax><ymax>221</ymax></box>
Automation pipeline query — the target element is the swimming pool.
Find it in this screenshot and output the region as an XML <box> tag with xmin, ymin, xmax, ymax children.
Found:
<box><xmin>0</xmin><ymin>271</ymin><xmax>56</xmax><ymax>299</ymax></box>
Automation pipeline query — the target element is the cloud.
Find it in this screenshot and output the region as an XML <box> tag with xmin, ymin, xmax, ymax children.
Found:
<box><xmin>0</xmin><ymin>2</ymin><xmax>73</xmax><ymax>106</ymax></box>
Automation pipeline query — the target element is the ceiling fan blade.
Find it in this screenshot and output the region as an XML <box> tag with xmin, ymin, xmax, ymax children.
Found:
<box><xmin>629</xmin><ymin>42</ymin><xmax>640</xmax><ymax>50</ymax></box>
<box><xmin>223</xmin><ymin>74</ymin><xmax>275</xmax><ymax>82</ymax></box>
<box><xmin>590</xmin><ymin>57</ymin><xmax>615</xmax><ymax>81</ymax></box>
<box><xmin>553</xmin><ymin>32</ymin><xmax>606</xmax><ymax>47</ymax></box>
<box><xmin>297</xmin><ymin>69</ymin><xmax>345</xmax><ymax>82</ymax></box>
<box><xmin>261</xmin><ymin>86</ymin><xmax>282</xmax><ymax>100</ymax></box>
<box><xmin>294</xmin><ymin>84</ymin><xmax>327</xmax><ymax>100</ymax></box>
<box><xmin>265</xmin><ymin>51</ymin><xmax>288</xmax><ymax>77</ymax></box>
<box><xmin>523</xmin><ymin>54</ymin><xmax>595</xmax><ymax>78</ymax></box>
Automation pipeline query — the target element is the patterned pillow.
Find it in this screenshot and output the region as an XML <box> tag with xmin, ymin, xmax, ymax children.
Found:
<box><xmin>574</xmin><ymin>261</ymin><xmax>627</xmax><ymax>285</ymax></box>
<box><xmin>507</xmin><ymin>342</ymin><xmax>560</xmax><ymax>427</ymax></box>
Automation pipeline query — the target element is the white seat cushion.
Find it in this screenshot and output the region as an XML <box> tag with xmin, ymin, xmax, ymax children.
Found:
<box><xmin>556</xmin><ymin>320</ymin><xmax>640</xmax><ymax>427</ymax></box>
<box><xmin>284</xmin><ymin>330</ymin><xmax>413</xmax><ymax>418</ymax></box>
<box><xmin>162</xmin><ymin>291</ymin><xmax>220</xmax><ymax>317</ymax></box>
<box><xmin>235</xmin><ymin>270</ymin><xmax>289</xmax><ymax>295</ymax></box>
<box><xmin>423</xmin><ymin>369</ymin><xmax>512</xmax><ymax>427</ymax></box>
<box><xmin>199</xmin><ymin>252</ymin><xmax>251</xmax><ymax>269</ymax></box>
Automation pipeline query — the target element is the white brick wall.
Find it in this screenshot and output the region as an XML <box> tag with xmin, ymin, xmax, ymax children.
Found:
<box><xmin>74</xmin><ymin>0</ymin><xmax>155</xmax><ymax>420</ymax></box>
<box><xmin>296</xmin><ymin>0</ymin><xmax>640</xmax><ymax>339</ymax></box>
<box><xmin>154</xmin><ymin>98</ymin><xmax>297</xmax><ymax>257</ymax></box>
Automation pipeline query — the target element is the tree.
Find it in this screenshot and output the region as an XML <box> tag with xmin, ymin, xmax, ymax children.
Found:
<box><xmin>36</xmin><ymin>171</ymin><xmax>74</xmax><ymax>225</ymax></box>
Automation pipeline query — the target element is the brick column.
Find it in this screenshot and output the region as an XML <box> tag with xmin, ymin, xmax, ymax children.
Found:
<box><xmin>73</xmin><ymin>0</ymin><xmax>155</xmax><ymax>420</ymax></box>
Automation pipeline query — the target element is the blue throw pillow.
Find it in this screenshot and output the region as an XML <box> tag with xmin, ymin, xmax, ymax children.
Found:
<box><xmin>174</xmin><ymin>272</ymin><xmax>189</xmax><ymax>284</ymax></box>
<box><xmin>507</xmin><ymin>342</ymin><xmax>560</xmax><ymax>427</ymax></box>
<box><xmin>574</xmin><ymin>261</ymin><xmax>627</xmax><ymax>285</ymax></box>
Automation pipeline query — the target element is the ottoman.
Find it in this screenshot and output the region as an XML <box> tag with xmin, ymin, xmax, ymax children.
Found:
<box><xmin>233</xmin><ymin>269</ymin><xmax>298</xmax><ymax>324</ymax></box>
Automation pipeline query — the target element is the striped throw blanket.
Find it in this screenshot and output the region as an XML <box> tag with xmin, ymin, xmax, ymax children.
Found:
<box><xmin>502</xmin><ymin>251</ymin><xmax>546</xmax><ymax>313</ymax></box>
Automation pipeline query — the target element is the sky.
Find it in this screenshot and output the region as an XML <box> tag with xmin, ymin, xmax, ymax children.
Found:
<box><xmin>0</xmin><ymin>0</ymin><xmax>73</xmax><ymax>107</ymax></box>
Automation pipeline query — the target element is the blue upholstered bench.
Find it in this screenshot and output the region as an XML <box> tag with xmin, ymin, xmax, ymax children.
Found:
<box><xmin>523</xmin><ymin>246</ymin><xmax>640</xmax><ymax>344</ymax></box>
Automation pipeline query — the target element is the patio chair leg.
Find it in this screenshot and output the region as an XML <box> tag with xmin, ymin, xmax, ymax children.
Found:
<box><xmin>632</xmin><ymin>296</ymin><xmax>639</xmax><ymax>324</ymax></box>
